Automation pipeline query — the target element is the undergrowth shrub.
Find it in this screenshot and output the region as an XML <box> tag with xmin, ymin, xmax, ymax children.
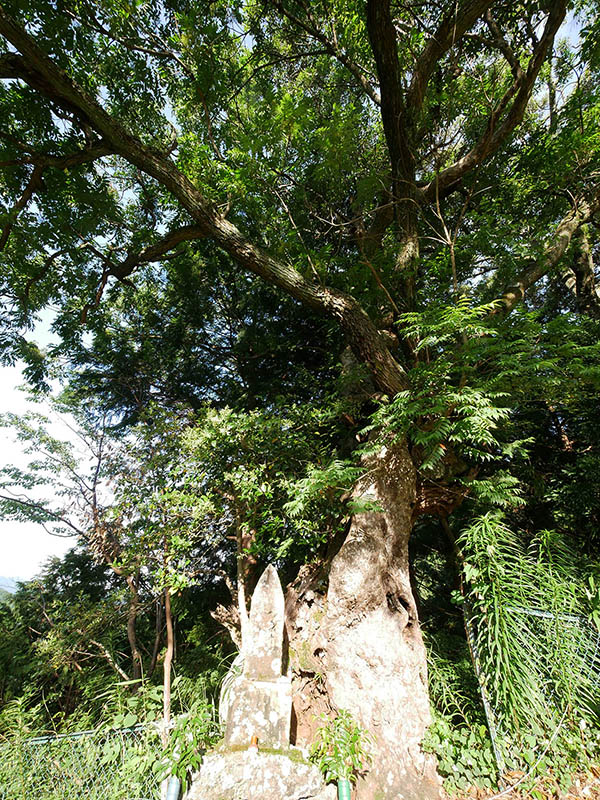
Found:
<box><xmin>422</xmin><ymin>516</ymin><xmax>600</xmax><ymax>797</ymax></box>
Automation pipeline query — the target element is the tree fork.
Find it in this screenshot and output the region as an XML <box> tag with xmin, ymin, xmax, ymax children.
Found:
<box><xmin>0</xmin><ymin>5</ymin><xmax>408</xmax><ymax>398</ymax></box>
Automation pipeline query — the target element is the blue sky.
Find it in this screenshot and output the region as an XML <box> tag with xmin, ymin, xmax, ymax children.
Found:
<box><xmin>0</xmin><ymin>310</ymin><xmax>78</xmax><ymax>580</ymax></box>
<box><xmin>0</xmin><ymin>364</ymin><xmax>76</xmax><ymax>579</ymax></box>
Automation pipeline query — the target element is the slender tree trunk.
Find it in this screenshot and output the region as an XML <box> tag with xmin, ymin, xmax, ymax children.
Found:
<box><xmin>235</xmin><ymin>511</ymin><xmax>253</xmax><ymax>646</ymax></box>
<box><xmin>148</xmin><ymin>595</ymin><xmax>163</xmax><ymax>678</ymax></box>
<box><xmin>162</xmin><ymin>586</ymin><xmax>174</xmax><ymax>747</ymax></box>
<box><xmin>125</xmin><ymin>573</ymin><xmax>143</xmax><ymax>681</ymax></box>
<box><xmin>286</xmin><ymin>440</ymin><xmax>440</xmax><ymax>800</ymax></box>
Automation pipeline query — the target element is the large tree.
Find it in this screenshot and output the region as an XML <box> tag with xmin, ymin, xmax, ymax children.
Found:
<box><xmin>1</xmin><ymin>1</ymin><xmax>599</xmax><ymax>796</ymax></box>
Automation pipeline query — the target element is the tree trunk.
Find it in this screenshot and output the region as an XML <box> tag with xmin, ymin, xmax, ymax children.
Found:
<box><xmin>286</xmin><ymin>440</ymin><xmax>440</xmax><ymax>800</ymax></box>
<box><xmin>162</xmin><ymin>586</ymin><xmax>174</xmax><ymax>747</ymax></box>
<box><xmin>148</xmin><ymin>595</ymin><xmax>163</xmax><ymax>678</ymax></box>
<box><xmin>126</xmin><ymin>573</ymin><xmax>143</xmax><ymax>681</ymax></box>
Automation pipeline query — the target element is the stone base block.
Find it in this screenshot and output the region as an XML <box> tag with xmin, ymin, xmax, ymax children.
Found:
<box><xmin>225</xmin><ymin>675</ymin><xmax>292</xmax><ymax>749</ymax></box>
<box><xmin>184</xmin><ymin>749</ymin><xmax>336</xmax><ymax>800</ymax></box>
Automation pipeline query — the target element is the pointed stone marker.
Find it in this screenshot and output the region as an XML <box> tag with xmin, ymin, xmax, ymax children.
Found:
<box><xmin>244</xmin><ymin>564</ymin><xmax>285</xmax><ymax>680</ymax></box>
<box><xmin>186</xmin><ymin>565</ymin><xmax>334</xmax><ymax>799</ymax></box>
<box><xmin>224</xmin><ymin>564</ymin><xmax>292</xmax><ymax>749</ymax></box>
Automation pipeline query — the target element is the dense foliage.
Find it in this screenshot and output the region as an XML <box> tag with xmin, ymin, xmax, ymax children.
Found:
<box><xmin>1</xmin><ymin>0</ymin><xmax>600</xmax><ymax>794</ymax></box>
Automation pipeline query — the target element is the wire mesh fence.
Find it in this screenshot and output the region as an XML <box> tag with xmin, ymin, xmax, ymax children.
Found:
<box><xmin>3</xmin><ymin>609</ymin><xmax>599</xmax><ymax>797</ymax></box>
<box><xmin>466</xmin><ymin>603</ymin><xmax>600</xmax><ymax>780</ymax></box>
<box><xmin>0</xmin><ymin>724</ymin><xmax>164</xmax><ymax>800</ymax></box>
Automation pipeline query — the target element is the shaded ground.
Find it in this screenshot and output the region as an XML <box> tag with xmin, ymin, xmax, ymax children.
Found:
<box><xmin>450</xmin><ymin>767</ymin><xmax>600</xmax><ymax>800</ymax></box>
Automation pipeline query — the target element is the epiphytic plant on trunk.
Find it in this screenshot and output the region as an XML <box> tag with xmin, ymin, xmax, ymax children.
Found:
<box><xmin>310</xmin><ymin>709</ymin><xmax>374</xmax><ymax>798</ymax></box>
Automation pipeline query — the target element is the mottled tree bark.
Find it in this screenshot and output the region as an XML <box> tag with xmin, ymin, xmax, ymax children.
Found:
<box><xmin>561</xmin><ymin>225</ymin><xmax>600</xmax><ymax>319</ymax></box>
<box><xmin>287</xmin><ymin>441</ymin><xmax>440</xmax><ymax>800</ymax></box>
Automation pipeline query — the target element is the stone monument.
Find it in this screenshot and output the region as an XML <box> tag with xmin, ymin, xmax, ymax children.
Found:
<box><xmin>224</xmin><ymin>563</ymin><xmax>292</xmax><ymax>749</ymax></box>
<box><xmin>184</xmin><ymin>565</ymin><xmax>335</xmax><ymax>800</ymax></box>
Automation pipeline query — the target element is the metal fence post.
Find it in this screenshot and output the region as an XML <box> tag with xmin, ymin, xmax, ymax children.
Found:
<box><xmin>165</xmin><ymin>775</ymin><xmax>181</xmax><ymax>800</ymax></box>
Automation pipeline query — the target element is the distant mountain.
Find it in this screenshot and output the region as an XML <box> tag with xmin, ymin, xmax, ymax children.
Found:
<box><xmin>0</xmin><ymin>576</ymin><xmax>18</xmax><ymax>594</ymax></box>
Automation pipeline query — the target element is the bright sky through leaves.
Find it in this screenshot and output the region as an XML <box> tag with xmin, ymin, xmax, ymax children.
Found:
<box><xmin>0</xmin><ymin>308</ymin><xmax>78</xmax><ymax>579</ymax></box>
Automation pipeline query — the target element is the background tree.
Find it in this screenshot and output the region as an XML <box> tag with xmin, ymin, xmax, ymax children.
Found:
<box><xmin>0</xmin><ymin>401</ymin><xmax>229</xmax><ymax>725</ymax></box>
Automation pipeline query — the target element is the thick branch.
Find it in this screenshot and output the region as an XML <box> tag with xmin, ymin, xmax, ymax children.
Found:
<box><xmin>498</xmin><ymin>190</ymin><xmax>600</xmax><ymax>315</ymax></box>
<box><xmin>0</xmin><ymin>164</ymin><xmax>43</xmax><ymax>251</ymax></box>
<box><xmin>0</xmin><ymin>50</ymin><xmax>90</xmax><ymax>122</ymax></box>
<box><xmin>366</xmin><ymin>0</ymin><xmax>421</xmax><ymax>289</ymax></box>
<box><xmin>483</xmin><ymin>10</ymin><xmax>523</xmax><ymax>82</ymax></box>
<box><xmin>0</xmin><ymin>7</ymin><xmax>407</xmax><ymax>395</ymax></box>
<box><xmin>210</xmin><ymin>602</ymin><xmax>241</xmax><ymax>648</ymax></box>
<box><xmin>421</xmin><ymin>1</ymin><xmax>567</xmax><ymax>202</ymax></box>
<box><xmin>357</xmin><ymin>196</ymin><xmax>396</xmax><ymax>260</ymax></box>
<box><xmin>366</xmin><ymin>0</ymin><xmax>409</xmax><ymax>185</ymax></box>
<box><xmin>561</xmin><ymin>225</ymin><xmax>600</xmax><ymax>318</ymax></box>
<box><xmin>212</xmin><ymin>220</ymin><xmax>409</xmax><ymax>393</ymax></box>
<box><xmin>111</xmin><ymin>224</ymin><xmax>207</xmax><ymax>280</ymax></box>
<box><xmin>0</xmin><ymin>51</ymin><xmax>21</xmax><ymax>78</ymax></box>
<box><xmin>28</xmin><ymin>141</ymin><xmax>113</xmax><ymax>169</ymax></box>
<box><xmin>0</xmin><ymin>128</ymin><xmax>113</xmax><ymax>168</ymax></box>
<box><xmin>80</xmin><ymin>225</ymin><xmax>207</xmax><ymax>320</ymax></box>
<box><xmin>406</xmin><ymin>0</ymin><xmax>494</xmax><ymax>113</ymax></box>
<box><xmin>0</xmin><ymin>132</ymin><xmax>112</xmax><ymax>249</ymax></box>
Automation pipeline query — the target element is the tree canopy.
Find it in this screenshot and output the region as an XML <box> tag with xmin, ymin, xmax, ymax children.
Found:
<box><xmin>1</xmin><ymin>0</ymin><xmax>600</xmax><ymax>797</ymax></box>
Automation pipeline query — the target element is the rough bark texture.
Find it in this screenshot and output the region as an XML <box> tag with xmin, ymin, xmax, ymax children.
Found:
<box><xmin>498</xmin><ymin>188</ymin><xmax>600</xmax><ymax>315</ymax></box>
<box><xmin>561</xmin><ymin>226</ymin><xmax>600</xmax><ymax>319</ymax></box>
<box><xmin>287</xmin><ymin>441</ymin><xmax>440</xmax><ymax>800</ymax></box>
